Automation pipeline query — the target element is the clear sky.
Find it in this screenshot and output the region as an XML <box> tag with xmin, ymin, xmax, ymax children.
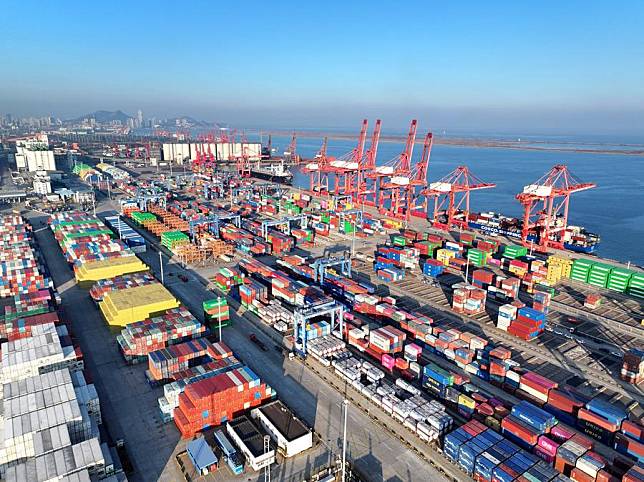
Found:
<box><xmin>2</xmin><ymin>0</ymin><xmax>643</xmax><ymax>135</ymax></box>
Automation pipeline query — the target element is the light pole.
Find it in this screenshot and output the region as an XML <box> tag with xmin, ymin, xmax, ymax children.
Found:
<box><xmin>464</xmin><ymin>253</ymin><xmax>470</xmax><ymax>285</ymax></box>
<box><xmin>341</xmin><ymin>399</ymin><xmax>349</xmax><ymax>482</ymax></box>
<box><xmin>159</xmin><ymin>251</ymin><xmax>164</xmax><ymax>285</ymax></box>
<box><xmin>218</xmin><ymin>296</ymin><xmax>223</xmax><ymax>342</ymax></box>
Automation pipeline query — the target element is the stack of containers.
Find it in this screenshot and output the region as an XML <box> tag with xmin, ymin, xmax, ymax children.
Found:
<box><xmin>503</xmin><ymin>245</ymin><xmax>528</xmax><ymax>260</ymax></box>
<box><xmin>544</xmin><ymin>385</ymin><xmax>588</xmax><ymax>426</ymax></box>
<box><xmin>422</xmin><ymin>362</ymin><xmax>453</xmax><ymax>398</ymax></box>
<box><xmin>532</xmin><ymin>291</ymin><xmax>552</xmax><ymax>313</ymax></box>
<box><xmin>587</xmin><ymin>262</ymin><xmax>612</xmax><ymax>288</ymax></box>
<box><xmin>508</xmin><ymin>307</ymin><xmax>546</xmax><ymax>341</ymax></box>
<box><xmin>116</xmin><ymin>307</ymin><xmax>205</xmax><ymax>362</ymax></box>
<box><xmin>472</xmin><ymin>269</ymin><xmax>495</xmax><ymax>289</ymax></box>
<box><xmin>621</xmin><ymin>349</ymin><xmax>644</xmax><ymax>384</ymax></box>
<box><xmin>457</xmin><ymin>428</ymin><xmax>504</xmax><ymax>476</ymax></box>
<box><xmin>629</xmin><ymin>273</ymin><xmax>644</xmax><ymax>299</ymax></box>
<box><xmin>467</xmin><ymin>248</ymin><xmax>488</xmax><ymax>267</ymax></box>
<box><xmin>148</xmin><ymin>339</ymin><xmax>232</xmax><ymax>382</ymax></box>
<box><xmin>158</xmin><ymin>356</ymin><xmax>244</xmax><ymax>421</ymax></box>
<box><xmin>130</xmin><ymin>211</ymin><xmax>158</xmax><ymax>226</ymax></box>
<box><xmin>607</xmin><ymin>267</ymin><xmax>632</xmax><ymax>293</ymax></box>
<box><xmin>615</xmin><ymin>421</ymin><xmax>644</xmax><ymax>462</ymax></box>
<box><xmin>202</xmin><ymin>298</ymin><xmax>230</xmax><ymax>327</ymax></box>
<box><xmin>499</xmin><ymin>277</ymin><xmax>521</xmax><ymax>299</ymax></box>
<box><xmin>161</xmin><ymin>231</ymin><xmax>190</xmax><ymax>251</ymax></box>
<box><xmin>89</xmin><ymin>272</ymin><xmax>156</xmax><ymax>301</ymax></box>
<box><xmin>376</xmin><ymin>267</ymin><xmax>405</xmax><ymax>282</ymax></box>
<box><xmin>173</xmin><ymin>366</ymin><xmax>274</xmax><ymax>438</ymax></box>
<box><xmin>238</xmin><ymin>280</ymin><xmax>269</xmax><ymax>311</ymax></box>
<box><xmin>508</xmin><ymin>259</ymin><xmax>530</xmax><ymax>278</ymax></box>
<box><xmin>547</xmin><ymin>255</ymin><xmax>573</xmax><ymax>281</ymax></box>
<box><xmin>212</xmin><ymin>267</ymin><xmax>244</xmax><ymax>293</ymax></box>
<box><xmin>368</xmin><ymin>326</ymin><xmax>406</xmax><ymax>357</ymax></box>
<box><xmin>518</xmin><ymin>372</ymin><xmax>557</xmax><ymax>404</ymax></box>
<box><xmin>570</xmin><ymin>259</ymin><xmax>594</xmax><ymax>283</ymax></box>
<box><xmin>578</xmin><ymin>398</ymin><xmax>627</xmax><ymax>445</ymax></box>
<box><xmin>436</xmin><ymin>248</ymin><xmax>457</xmax><ymax>266</ymax></box>
<box><xmin>502</xmin><ymin>401</ymin><xmax>557</xmax><ymax>451</ymax></box>
<box><xmin>0</xmin><ymin>215</ymin><xmax>50</xmax><ymax>297</ymax></box>
<box><xmin>555</xmin><ymin>436</ymin><xmax>592</xmax><ymax>477</ymax></box>
<box><xmin>476</xmin><ymin>239</ymin><xmax>499</xmax><ymax>255</ymax></box>
<box><xmin>422</xmin><ymin>259</ymin><xmax>444</xmax><ymax>277</ymax></box>
<box><xmin>99</xmin><ymin>282</ymin><xmax>180</xmax><ymax>326</ymax></box>
<box><xmin>297</xmin><ymin>320</ymin><xmax>330</xmax><ymax>343</ymax></box>
<box><xmin>452</xmin><ymin>286</ymin><xmax>487</xmax><ymax>315</ymax></box>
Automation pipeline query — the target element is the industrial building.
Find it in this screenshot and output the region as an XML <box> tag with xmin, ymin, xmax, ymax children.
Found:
<box><xmin>162</xmin><ymin>142</ymin><xmax>262</xmax><ymax>164</ymax></box>
<box><xmin>226</xmin><ymin>416</ymin><xmax>275</xmax><ymax>472</ymax></box>
<box><xmin>32</xmin><ymin>171</ymin><xmax>52</xmax><ymax>195</ymax></box>
<box><xmin>251</xmin><ymin>400</ymin><xmax>313</xmax><ymax>458</ymax></box>
<box><xmin>186</xmin><ymin>437</ymin><xmax>218</xmax><ymax>476</ymax></box>
<box><xmin>15</xmin><ymin>136</ymin><xmax>56</xmax><ymax>172</ymax></box>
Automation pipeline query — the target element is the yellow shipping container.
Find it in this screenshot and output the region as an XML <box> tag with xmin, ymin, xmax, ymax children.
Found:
<box><xmin>458</xmin><ymin>394</ymin><xmax>476</xmax><ymax>410</ymax></box>
<box><xmin>75</xmin><ymin>256</ymin><xmax>149</xmax><ymax>285</ymax></box>
<box><xmin>436</xmin><ymin>248</ymin><xmax>457</xmax><ymax>266</ymax></box>
<box><xmin>547</xmin><ymin>255</ymin><xmax>573</xmax><ymax>278</ymax></box>
<box><xmin>100</xmin><ymin>283</ymin><xmax>179</xmax><ymax>327</ymax></box>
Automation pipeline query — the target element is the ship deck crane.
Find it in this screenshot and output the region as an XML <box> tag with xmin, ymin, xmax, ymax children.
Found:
<box><xmin>424</xmin><ymin>166</ymin><xmax>495</xmax><ymax>231</ymax></box>
<box><xmin>376</xmin><ymin>120</ymin><xmax>418</xmax><ymax>218</ymax></box>
<box><xmin>516</xmin><ymin>164</ymin><xmax>596</xmax><ymax>252</ymax></box>
<box><xmin>329</xmin><ymin>120</ymin><xmax>368</xmax><ymax>197</ymax></box>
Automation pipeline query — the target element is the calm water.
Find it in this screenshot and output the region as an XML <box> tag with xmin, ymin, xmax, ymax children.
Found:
<box><xmin>264</xmin><ymin>135</ymin><xmax>644</xmax><ymax>266</ymax></box>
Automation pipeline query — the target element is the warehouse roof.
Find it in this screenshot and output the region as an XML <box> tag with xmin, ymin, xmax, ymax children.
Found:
<box><xmin>258</xmin><ymin>400</ymin><xmax>309</xmax><ymax>441</ymax></box>
<box><xmin>229</xmin><ymin>416</ymin><xmax>266</xmax><ymax>457</ymax></box>
<box><xmin>187</xmin><ymin>436</ymin><xmax>217</xmax><ymax>472</ymax></box>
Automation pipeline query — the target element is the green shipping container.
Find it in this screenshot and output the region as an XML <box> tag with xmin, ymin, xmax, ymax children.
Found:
<box><xmin>392</xmin><ymin>235</ymin><xmax>406</xmax><ymax>246</ymax></box>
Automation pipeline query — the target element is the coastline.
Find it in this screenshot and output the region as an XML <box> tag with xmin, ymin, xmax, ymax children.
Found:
<box><xmin>264</xmin><ymin>130</ymin><xmax>644</xmax><ymax>156</ymax></box>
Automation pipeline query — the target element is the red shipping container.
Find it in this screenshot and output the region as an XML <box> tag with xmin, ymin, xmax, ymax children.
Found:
<box><xmin>501</xmin><ymin>416</ymin><xmax>539</xmax><ymax>445</ymax></box>
<box><xmin>578</xmin><ymin>408</ymin><xmax>620</xmax><ymax>432</ymax></box>
<box><xmin>571</xmin><ymin>468</ymin><xmax>595</xmax><ymax>482</ymax></box>
<box><xmin>622</xmin><ymin>420</ymin><xmax>644</xmax><ymax>442</ymax></box>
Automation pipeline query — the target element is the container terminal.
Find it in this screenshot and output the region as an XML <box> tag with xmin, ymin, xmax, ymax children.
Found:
<box><xmin>0</xmin><ymin>126</ymin><xmax>643</xmax><ymax>482</ymax></box>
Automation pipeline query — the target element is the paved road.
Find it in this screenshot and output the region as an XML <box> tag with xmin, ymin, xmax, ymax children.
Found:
<box><xmin>129</xmin><ymin>213</ymin><xmax>453</xmax><ymax>482</ymax></box>
<box><xmin>31</xmin><ymin>206</ymin><xmax>451</xmax><ymax>482</ymax></box>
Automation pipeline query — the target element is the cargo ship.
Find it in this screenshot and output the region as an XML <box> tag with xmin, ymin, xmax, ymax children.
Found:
<box><xmin>250</xmin><ymin>159</ymin><xmax>293</xmax><ymax>184</ymax></box>
<box><xmin>465</xmin><ymin>211</ymin><xmax>600</xmax><ymax>254</ymax></box>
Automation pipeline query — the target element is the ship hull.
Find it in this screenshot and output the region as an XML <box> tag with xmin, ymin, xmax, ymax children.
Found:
<box><xmin>467</xmin><ymin>221</ymin><xmax>599</xmax><ymax>253</ymax></box>
<box><xmin>250</xmin><ymin>169</ymin><xmax>293</xmax><ymax>185</ymax></box>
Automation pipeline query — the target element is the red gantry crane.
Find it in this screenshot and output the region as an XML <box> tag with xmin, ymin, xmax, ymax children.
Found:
<box><xmin>284</xmin><ymin>132</ymin><xmax>299</xmax><ymax>164</ymax></box>
<box><xmin>356</xmin><ymin>119</ymin><xmax>382</xmax><ymax>205</ymax></box>
<box><xmin>516</xmin><ymin>164</ymin><xmax>596</xmax><ymax>252</ymax></box>
<box><xmin>328</xmin><ymin>119</ymin><xmax>369</xmax><ymax>197</ymax></box>
<box><xmin>303</xmin><ymin>136</ymin><xmax>331</xmax><ymax>194</ymax></box>
<box><xmin>405</xmin><ymin>131</ymin><xmax>434</xmax><ymax>220</ymax></box>
<box><xmin>373</xmin><ymin>120</ymin><xmax>418</xmax><ymax>217</ymax></box>
<box><xmin>424</xmin><ymin>166</ymin><xmax>496</xmax><ymax>231</ymax></box>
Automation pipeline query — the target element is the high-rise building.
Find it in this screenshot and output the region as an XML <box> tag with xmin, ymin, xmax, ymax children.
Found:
<box><xmin>137</xmin><ymin>109</ymin><xmax>143</xmax><ymax>127</ymax></box>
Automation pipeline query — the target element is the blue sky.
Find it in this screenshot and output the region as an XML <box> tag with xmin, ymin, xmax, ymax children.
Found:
<box><xmin>2</xmin><ymin>0</ymin><xmax>643</xmax><ymax>134</ymax></box>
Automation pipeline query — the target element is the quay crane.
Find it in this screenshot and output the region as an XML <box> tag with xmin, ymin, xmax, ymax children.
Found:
<box><xmin>303</xmin><ymin>137</ymin><xmax>331</xmax><ymax>194</ymax></box>
<box><xmin>424</xmin><ymin>166</ymin><xmax>495</xmax><ymax>231</ymax></box>
<box><xmin>516</xmin><ymin>164</ymin><xmax>596</xmax><ymax>252</ymax></box>
<box><xmin>372</xmin><ymin>120</ymin><xmax>418</xmax><ymax>218</ymax></box>
<box><xmin>328</xmin><ymin>119</ymin><xmax>369</xmax><ymax>197</ymax></box>
<box><xmin>355</xmin><ymin>119</ymin><xmax>382</xmax><ymax>205</ymax></box>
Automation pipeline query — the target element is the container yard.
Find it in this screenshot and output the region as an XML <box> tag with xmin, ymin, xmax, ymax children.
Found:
<box><xmin>3</xmin><ymin>124</ymin><xmax>644</xmax><ymax>482</ymax></box>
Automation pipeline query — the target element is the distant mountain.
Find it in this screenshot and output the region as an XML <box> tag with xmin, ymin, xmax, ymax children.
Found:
<box><xmin>70</xmin><ymin>110</ymin><xmax>132</xmax><ymax>123</ymax></box>
<box><xmin>159</xmin><ymin>116</ymin><xmax>221</xmax><ymax>128</ymax></box>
